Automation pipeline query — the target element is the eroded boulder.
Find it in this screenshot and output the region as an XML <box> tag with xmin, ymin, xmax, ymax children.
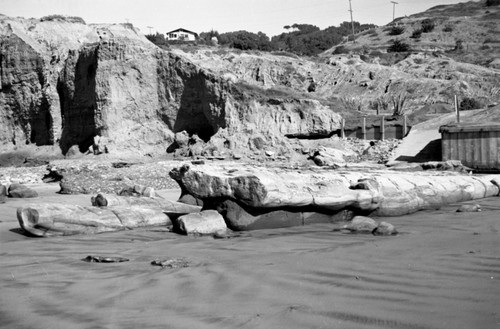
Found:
<box><xmin>17</xmin><ymin>203</ymin><xmax>171</xmax><ymax>237</ymax></box>
<box><xmin>8</xmin><ymin>183</ymin><xmax>38</xmax><ymax>198</ymax></box>
<box><xmin>342</xmin><ymin>216</ymin><xmax>378</xmax><ymax>233</ymax></box>
<box><xmin>372</xmin><ymin>221</ymin><xmax>398</xmax><ymax>236</ymax></box>
<box><xmin>176</xmin><ymin>210</ymin><xmax>227</xmax><ymax>235</ymax></box>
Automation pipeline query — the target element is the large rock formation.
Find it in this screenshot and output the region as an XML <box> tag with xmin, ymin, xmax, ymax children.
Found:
<box><xmin>170</xmin><ymin>164</ymin><xmax>500</xmax><ymax>230</ymax></box>
<box><xmin>0</xmin><ymin>15</ymin><xmax>342</xmax><ymax>156</ymax></box>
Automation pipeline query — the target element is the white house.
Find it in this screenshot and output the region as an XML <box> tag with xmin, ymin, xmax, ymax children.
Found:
<box><xmin>166</xmin><ymin>28</ymin><xmax>198</xmax><ymax>41</ymax></box>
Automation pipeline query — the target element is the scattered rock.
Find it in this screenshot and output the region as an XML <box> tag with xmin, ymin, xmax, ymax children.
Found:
<box><xmin>42</xmin><ymin>165</ymin><xmax>64</xmax><ymax>183</ymax></box>
<box><xmin>456</xmin><ymin>204</ymin><xmax>481</xmax><ymax>212</ymax></box>
<box><xmin>8</xmin><ymin>183</ymin><xmax>38</xmax><ymax>198</ymax></box>
<box><xmin>118</xmin><ymin>184</ymin><xmax>155</xmax><ymax>197</ymax></box>
<box><xmin>151</xmin><ymin>258</ymin><xmax>190</xmax><ymax>268</ymax></box>
<box><xmin>373</xmin><ymin>221</ymin><xmax>398</xmax><ymax>236</ymax></box>
<box><xmin>311</xmin><ymin>147</ymin><xmax>350</xmax><ymax>167</ymax></box>
<box><xmin>176</xmin><ymin>210</ymin><xmax>227</xmax><ymax>235</ymax></box>
<box><xmin>82</xmin><ymin>256</ymin><xmax>129</xmax><ymax>263</ymax></box>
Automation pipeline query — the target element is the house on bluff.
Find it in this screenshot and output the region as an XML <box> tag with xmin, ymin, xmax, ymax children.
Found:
<box><xmin>166</xmin><ymin>28</ymin><xmax>198</xmax><ymax>41</ymax></box>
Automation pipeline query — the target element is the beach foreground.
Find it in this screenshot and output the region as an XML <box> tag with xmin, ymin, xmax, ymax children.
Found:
<box><xmin>0</xmin><ymin>184</ymin><xmax>499</xmax><ymax>329</ymax></box>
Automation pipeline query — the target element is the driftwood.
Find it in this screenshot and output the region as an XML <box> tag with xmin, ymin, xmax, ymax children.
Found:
<box><xmin>17</xmin><ymin>203</ymin><xmax>171</xmax><ymax>237</ymax></box>
<box><xmin>92</xmin><ymin>193</ymin><xmax>201</xmax><ymax>215</ymax></box>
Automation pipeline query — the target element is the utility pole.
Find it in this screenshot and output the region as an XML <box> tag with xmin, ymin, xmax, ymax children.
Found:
<box><xmin>348</xmin><ymin>0</ymin><xmax>355</xmax><ymax>43</ymax></box>
<box><xmin>147</xmin><ymin>26</ymin><xmax>153</xmax><ymax>34</ymax></box>
<box><xmin>391</xmin><ymin>1</ymin><xmax>398</xmax><ymax>24</ymax></box>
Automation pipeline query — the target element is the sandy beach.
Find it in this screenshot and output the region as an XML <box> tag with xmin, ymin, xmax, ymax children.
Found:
<box><xmin>0</xmin><ymin>183</ymin><xmax>499</xmax><ymax>329</ymax></box>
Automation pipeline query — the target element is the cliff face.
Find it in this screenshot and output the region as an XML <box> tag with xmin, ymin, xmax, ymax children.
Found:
<box><xmin>0</xmin><ymin>15</ymin><xmax>341</xmax><ymax>155</ymax></box>
<box><xmin>171</xmin><ymin>48</ymin><xmax>500</xmax><ymax>119</ymax></box>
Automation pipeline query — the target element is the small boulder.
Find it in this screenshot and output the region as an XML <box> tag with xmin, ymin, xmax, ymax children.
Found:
<box><xmin>176</xmin><ymin>210</ymin><xmax>227</xmax><ymax>235</ymax></box>
<box><xmin>373</xmin><ymin>221</ymin><xmax>398</xmax><ymax>236</ymax></box>
<box><xmin>456</xmin><ymin>204</ymin><xmax>481</xmax><ymax>212</ymax></box>
<box><xmin>0</xmin><ymin>185</ymin><xmax>7</xmax><ymax>196</ymax></box>
<box><xmin>342</xmin><ymin>216</ymin><xmax>378</xmax><ymax>233</ymax></box>
<box><xmin>8</xmin><ymin>183</ymin><xmax>38</xmax><ymax>198</ymax></box>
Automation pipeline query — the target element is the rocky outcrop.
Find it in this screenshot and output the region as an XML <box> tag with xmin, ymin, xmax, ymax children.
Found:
<box><xmin>170</xmin><ymin>164</ymin><xmax>500</xmax><ymax>229</ymax></box>
<box><xmin>0</xmin><ymin>15</ymin><xmax>341</xmax><ymax>156</ymax></box>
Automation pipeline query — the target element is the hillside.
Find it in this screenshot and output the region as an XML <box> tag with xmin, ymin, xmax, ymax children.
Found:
<box><xmin>0</xmin><ymin>1</ymin><xmax>499</xmax><ymax>163</ymax></box>
<box><xmin>327</xmin><ymin>0</ymin><xmax>500</xmax><ymax>68</ymax></box>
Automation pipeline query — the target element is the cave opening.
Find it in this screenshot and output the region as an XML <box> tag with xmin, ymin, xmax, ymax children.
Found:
<box><xmin>173</xmin><ymin>75</ymin><xmax>219</xmax><ymax>142</ymax></box>
<box><xmin>58</xmin><ymin>47</ymin><xmax>99</xmax><ymax>154</ymax></box>
<box><xmin>30</xmin><ymin>96</ymin><xmax>53</xmax><ymax>146</ymax></box>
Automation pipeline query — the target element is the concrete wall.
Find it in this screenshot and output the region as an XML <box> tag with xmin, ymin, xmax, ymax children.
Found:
<box><xmin>342</xmin><ymin>124</ymin><xmax>408</xmax><ymax>140</ymax></box>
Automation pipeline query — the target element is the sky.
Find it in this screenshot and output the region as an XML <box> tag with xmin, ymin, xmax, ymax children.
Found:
<box><xmin>0</xmin><ymin>0</ymin><xmax>470</xmax><ymax>37</ymax></box>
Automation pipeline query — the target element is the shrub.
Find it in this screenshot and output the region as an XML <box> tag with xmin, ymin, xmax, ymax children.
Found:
<box><xmin>459</xmin><ymin>97</ymin><xmax>482</xmax><ymax>111</ymax></box>
<box><xmin>387</xmin><ymin>39</ymin><xmax>410</xmax><ymax>52</ymax></box>
<box><xmin>454</xmin><ymin>39</ymin><xmax>464</xmax><ymax>51</ymax></box>
<box><xmin>486</xmin><ymin>0</ymin><xmax>500</xmax><ymax>6</ymax></box>
<box><xmin>40</xmin><ymin>15</ymin><xmax>86</xmax><ymax>24</ymax></box>
<box><xmin>388</xmin><ymin>26</ymin><xmax>405</xmax><ymax>36</ymax></box>
<box><xmin>443</xmin><ymin>25</ymin><xmax>453</xmax><ymax>32</ymax></box>
<box><xmin>332</xmin><ymin>45</ymin><xmax>347</xmax><ymax>54</ymax></box>
<box><xmin>410</xmin><ymin>29</ymin><xmax>423</xmax><ymax>39</ymax></box>
<box><xmin>421</xmin><ymin>19</ymin><xmax>435</xmax><ymax>33</ymax></box>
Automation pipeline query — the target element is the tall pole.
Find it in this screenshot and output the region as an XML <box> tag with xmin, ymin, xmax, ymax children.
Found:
<box><xmin>391</xmin><ymin>1</ymin><xmax>398</xmax><ymax>24</ymax></box>
<box><xmin>348</xmin><ymin>0</ymin><xmax>355</xmax><ymax>43</ymax></box>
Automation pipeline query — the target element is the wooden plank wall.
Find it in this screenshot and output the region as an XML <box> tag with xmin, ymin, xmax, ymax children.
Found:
<box><xmin>442</xmin><ymin>130</ymin><xmax>500</xmax><ymax>170</ymax></box>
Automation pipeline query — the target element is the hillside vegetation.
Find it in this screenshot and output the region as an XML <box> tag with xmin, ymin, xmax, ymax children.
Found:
<box><xmin>327</xmin><ymin>0</ymin><xmax>500</xmax><ymax>68</ymax></box>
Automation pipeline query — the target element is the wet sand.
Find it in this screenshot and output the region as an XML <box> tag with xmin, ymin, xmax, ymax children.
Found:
<box><xmin>0</xmin><ymin>184</ymin><xmax>499</xmax><ymax>329</ymax></box>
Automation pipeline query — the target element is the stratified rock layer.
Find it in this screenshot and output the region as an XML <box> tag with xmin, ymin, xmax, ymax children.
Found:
<box><xmin>170</xmin><ymin>164</ymin><xmax>500</xmax><ymax>229</ymax></box>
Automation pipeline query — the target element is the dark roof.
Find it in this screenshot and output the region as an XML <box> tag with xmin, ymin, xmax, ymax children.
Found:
<box><xmin>166</xmin><ymin>28</ymin><xmax>198</xmax><ymax>36</ymax></box>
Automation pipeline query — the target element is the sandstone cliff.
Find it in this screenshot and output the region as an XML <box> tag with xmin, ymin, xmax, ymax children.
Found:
<box><xmin>0</xmin><ymin>15</ymin><xmax>341</xmax><ymax>156</ymax></box>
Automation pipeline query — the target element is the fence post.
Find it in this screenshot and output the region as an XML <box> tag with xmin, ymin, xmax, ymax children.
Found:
<box><xmin>381</xmin><ymin>116</ymin><xmax>385</xmax><ymax>141</ymax></box>
<box><xmin>341</xmin><ymin>119</ymin><xmax>345</xmax><ymax>139</ymax></box>
<box><xmin>362</xmin><ymin>117</ymin><xmax>366</xmax><ymax>140</ymax></box>
<box><xmin>403</xmin><ymin>115</ymin><xmax>407</xmax><ymax>137</ymax></box>
<box><xmin>454</xmin><ymin>95</ymin><xmax>460</xmax><ymax>123</ymax></box>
